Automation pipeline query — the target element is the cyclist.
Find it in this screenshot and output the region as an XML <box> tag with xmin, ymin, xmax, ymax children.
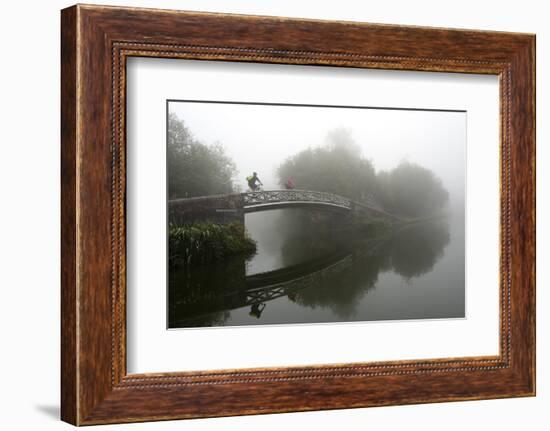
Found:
<box><xmin>246</xmin><ymin>172</ymin><xmax>263</xmax><ymax>191</ymax></box>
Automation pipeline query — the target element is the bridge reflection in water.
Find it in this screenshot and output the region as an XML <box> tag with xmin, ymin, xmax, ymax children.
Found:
<box><xmin>168</xmin><ymin>217</ymin><xmax>458</xmax><ymax>328</ymax></box>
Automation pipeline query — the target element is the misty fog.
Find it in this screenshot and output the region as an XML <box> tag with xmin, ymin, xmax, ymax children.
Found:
<box><xmin>167</xmin><ymin>100</ymin><xmax>466</xmax><ymax>328</ymax></box>
<box><xmin>169</xmin><ymin>101</ymin><xmax>466</xmax><ymax>208</ymax></box>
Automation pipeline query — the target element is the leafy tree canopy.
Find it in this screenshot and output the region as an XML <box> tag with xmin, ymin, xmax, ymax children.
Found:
<box><xmin>376</xmin><ymin>162</ymin><xmax>449</xmax><ymax>217</ymax></box>
<box><xmin>277</xmin><ymin>128</ymin><xmax>377</xmax><ymax>203</ymax></box>
<box><xmin>277</xmin><ymin>129</ymin><xmax>449</xmax><ymax>218</ymax></box>
<box><xmin>168</xmin><ymin>113</ymin><xmax>237</xmax><ymax>198</ymax></box>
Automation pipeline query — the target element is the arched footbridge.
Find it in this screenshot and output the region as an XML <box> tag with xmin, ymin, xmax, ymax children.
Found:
<box><xmin>168</xmin><ymin>189</ymin><xmax>402</xmax><ymax>224</ymax></box>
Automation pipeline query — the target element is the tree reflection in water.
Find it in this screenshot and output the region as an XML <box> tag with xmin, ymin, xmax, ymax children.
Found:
<box><xmin>168</xmin><ymin>215</ymin><xmax>451</xmax><ymax>328</ymax></box>
<box><xmin>288</xmin><ymin>219</ymin><xmax>450</xmax><ymax>318</ymax></box>
<box><xmin>388</xmin><ymin>221</ymin><xmax>450</xmax><ymax>279</ymax></box>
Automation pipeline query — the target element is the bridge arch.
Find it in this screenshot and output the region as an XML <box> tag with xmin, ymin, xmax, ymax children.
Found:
<box><xmin>168</xmin><ymin>188</ymin><xmax>401</xmax><ymax>226</ymax></box>
<box><xmin>242</xmin><ymin>189</ymin><xmax>351</xmax><ymax>213</ymax></box>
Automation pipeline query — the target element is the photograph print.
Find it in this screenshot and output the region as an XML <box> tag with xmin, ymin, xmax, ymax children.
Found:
<box><xmin>167</xmin><ymin>100</ymin><xmax>466</xmax><ymax>329</ymax></box>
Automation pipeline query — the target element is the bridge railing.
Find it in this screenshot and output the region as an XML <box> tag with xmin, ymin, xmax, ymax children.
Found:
<box><xmin>242</xmin><ymin>189</ymin><xmax>352</xmax><ymax>209</ymax></box>
<box><xmin>168</xmin><ymin>189</ymin><xmax>401</xmax><ymax>221</ymax></box>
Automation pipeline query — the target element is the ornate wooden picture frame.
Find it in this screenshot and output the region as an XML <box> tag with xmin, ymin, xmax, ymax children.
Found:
<box><xmin>61</xmin><ymin>4</ymin><xmax>535</xmax><ymax>425</ymax></box>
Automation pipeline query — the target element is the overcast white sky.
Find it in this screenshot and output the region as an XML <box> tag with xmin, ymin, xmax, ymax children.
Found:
<box><xmin>169</xmin><ymin>101</ymin><xmax>466</xmax><ymax>203</ymax></box>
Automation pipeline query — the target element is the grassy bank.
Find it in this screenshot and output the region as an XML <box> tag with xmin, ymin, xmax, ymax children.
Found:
<box><xmin>169</xmin><ymin>221</ymin><xmax>257</xmax><ymax>269</ymax></box>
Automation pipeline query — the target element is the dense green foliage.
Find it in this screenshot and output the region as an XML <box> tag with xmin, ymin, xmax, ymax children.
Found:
<box><xmin>277</xmin><ymin>129</ymin><xmax>378</xmax><ymax>202</ymax></box>
<box><xmin>168</xmin><ymin>113</ymin><xmax>237</xmax><ymax>198</ymax></box>
<box><xmin>376</xmin><ymin>162</ymin><xmax>449</xmax><ymax>218</ymax></box>
<box><xmin>169</xmin><ymin>221</ymin><xmax>257</xmax><ymax>269</ymax></box>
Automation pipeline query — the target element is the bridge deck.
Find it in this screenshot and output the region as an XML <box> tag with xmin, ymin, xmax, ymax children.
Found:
<box><xmin>168</xmin><ymin>189</ymin><xmax>402</xmax><ymax>221</ymax></box>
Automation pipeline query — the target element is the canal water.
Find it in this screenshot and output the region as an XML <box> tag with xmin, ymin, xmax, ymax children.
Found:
<box><xmin>168</xmin><ymin>208</ymin><xmax>465</xmax><ymax>328</ymax></box>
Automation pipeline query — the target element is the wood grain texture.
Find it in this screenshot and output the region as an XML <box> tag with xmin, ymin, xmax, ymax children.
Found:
<box><xmin>60</xmin><ymin>4</ymin><xmax>535</xmax><ymax>425</ymax></box>
<box><xmin>60</xmin><ymin>5</ymin><xmax>78</xmax><ymax>425</ymax></box>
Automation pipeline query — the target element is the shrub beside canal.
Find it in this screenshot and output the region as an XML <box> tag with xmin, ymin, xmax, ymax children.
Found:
<box><xmin>169</xmin><ymin>221</ymin><xmax>257</xmax><ymax>269</ymax></box>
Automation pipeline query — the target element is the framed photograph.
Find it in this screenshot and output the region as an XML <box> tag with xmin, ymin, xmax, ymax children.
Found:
<box><xmin>61</xmin><ymin>4</ymin><xmax>535</xmax><ymax>425</ymax></box>
<box><xmin>164</xmin><ymin>99</ymin><xmax>465</xmax><ymax>330</ymax></box>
